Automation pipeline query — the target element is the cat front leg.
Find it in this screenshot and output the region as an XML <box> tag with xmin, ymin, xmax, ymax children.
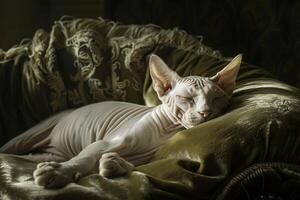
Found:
<box><xmin>99</xmin><ymin>152</ymin><xmax>135</xmax><ymax>177</ymax></box>
<box><xmin>33</xmin><ymin>161</ymin><xmax>80</xmax><ymax>188</ymax></box>
<box><xmin>33</xmin><ymin>139</ymin><xmax>127</xmax><ymax>188</ymax></box>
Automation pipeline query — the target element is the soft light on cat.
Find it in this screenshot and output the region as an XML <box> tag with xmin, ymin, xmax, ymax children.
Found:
<box><xmin>0</xmin><ymin>54</ymin><xmax>242</xmax><ymax>188</ymax></box>
<box><xmin>149</xmin><ymin>54</ymin><xmax>242</xmax><ymax>128</ymax></box>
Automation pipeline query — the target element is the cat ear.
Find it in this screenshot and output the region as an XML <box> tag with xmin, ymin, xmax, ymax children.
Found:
<box><xmin>149</xmin><ymin>54</ymin><xmax>180</xmax><ymax>97</ymax></box>
<box><xmin>210</xmin><ymin>54</ymin><xmax>242</xmax><ymax>96</ymax></box>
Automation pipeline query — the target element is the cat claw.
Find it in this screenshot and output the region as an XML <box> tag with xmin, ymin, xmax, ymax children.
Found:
<box><xmin>33</xmin><ymin>161</ymin><xmax>74</xmax><ymax>189</ymax></box>
<box><xmin>99</xmin><ymin>152</ymin><xmax>134</xmax><ymax>178</ymax></box>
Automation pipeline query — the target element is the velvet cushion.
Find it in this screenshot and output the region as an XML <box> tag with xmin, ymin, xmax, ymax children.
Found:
<box><xmin>0</xmin><ymin>17</ymin><xmax>300</xmax><ymax>200</ymax></box>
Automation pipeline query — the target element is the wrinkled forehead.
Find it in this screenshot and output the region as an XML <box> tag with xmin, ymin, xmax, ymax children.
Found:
<box><xmin>176</xmin><ymin>76</ymin><xmax>213</xmax><ymax>90</ymax></box>
<box><xmin>174</xmin><ymin>76</ymin><xmax>217</xmax><ymax>97</ymax></box>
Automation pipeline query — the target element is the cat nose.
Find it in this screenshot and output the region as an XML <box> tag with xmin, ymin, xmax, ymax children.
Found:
<box><xmin>199</xmin><ymin>111</ymin><xmax>211</xmax><ymax>118</ymax></box>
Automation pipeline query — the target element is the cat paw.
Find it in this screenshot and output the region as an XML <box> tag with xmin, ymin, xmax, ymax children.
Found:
<box><xmin>33</xmin><ymin>161</ymin><xmax>77</xmax><ymax>189</ymax></box>
<box><xmin>99</xmin><ymin>152</ymin><xmax>134</xmax><ymax>178</ymax></box>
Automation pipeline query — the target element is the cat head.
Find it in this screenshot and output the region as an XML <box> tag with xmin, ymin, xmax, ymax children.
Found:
<box><xmin>149</xmin><ymin>54</ymin><xmax>242</xmax><ymax>128</ymax></box>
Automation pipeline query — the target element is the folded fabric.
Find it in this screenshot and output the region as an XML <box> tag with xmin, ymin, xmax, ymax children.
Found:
<box><xmin>0</xmin><ymin>16</ymin><xmax>300</xmax><ymax>200</ymax></box>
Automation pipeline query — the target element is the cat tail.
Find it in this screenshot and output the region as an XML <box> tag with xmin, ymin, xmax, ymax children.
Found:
<box><xmin>0</xmin><ymin>109</ymin><xmax>74</xmax><ymax>155</ymax></box>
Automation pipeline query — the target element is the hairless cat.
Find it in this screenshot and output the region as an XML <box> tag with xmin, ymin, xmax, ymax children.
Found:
<box><xmin>0</xmin><ymin>54</ymin><xmax>242</xmax><ymax>188</ymax></box>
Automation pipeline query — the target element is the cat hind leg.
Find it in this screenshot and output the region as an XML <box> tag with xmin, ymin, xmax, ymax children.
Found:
<box><xmin>99</xmin><ymin>152</ymin><xmax>135</xmax><ymax>178</ymax></box>
<box><xmin>0</xmin><ymin>109</ymin><xmax>73</xmax><ymax>155</ymax></box>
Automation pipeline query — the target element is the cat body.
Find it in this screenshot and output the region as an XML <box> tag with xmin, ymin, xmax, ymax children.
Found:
<box><xmin>41</xmin><ymin>101</ymin><xmax>179</xmax><ymax>165</ymax></box>
<box><xmin>0</xmin><ymin>54</ymin><xmax>242</xmax><ymax>188</ymax></box>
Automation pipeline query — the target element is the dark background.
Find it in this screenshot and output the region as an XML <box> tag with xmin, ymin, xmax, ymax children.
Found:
<box><xmin>0</xmin><ymin>0</ymin><xmax>299</xmax><ymax>87</ymax></box>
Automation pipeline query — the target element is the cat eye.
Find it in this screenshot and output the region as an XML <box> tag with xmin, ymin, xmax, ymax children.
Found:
<box><xmin>176</xmin><ymin>95</ymin><xmax>194</xmax><ymax>103</ymax></box>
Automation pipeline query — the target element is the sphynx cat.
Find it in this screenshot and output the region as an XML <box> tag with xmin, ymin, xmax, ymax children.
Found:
<box><xmin>0</xmin><ymin>54</ymin><xmax>242</xmax><ymax>188</ymax></box>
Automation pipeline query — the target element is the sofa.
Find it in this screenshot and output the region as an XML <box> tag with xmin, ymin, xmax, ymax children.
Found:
<box><xmin>0</xmin><ymin>16</ymin><xmax>300</xmax><ymax>200</ymax></box>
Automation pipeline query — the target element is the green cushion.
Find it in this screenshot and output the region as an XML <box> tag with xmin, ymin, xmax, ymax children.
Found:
<box><xmin>1</xmin><ymin>17</ymin><xmax>300</xmax><ymax>200</ymax></box>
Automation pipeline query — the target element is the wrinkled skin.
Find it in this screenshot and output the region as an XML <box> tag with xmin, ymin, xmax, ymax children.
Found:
<box><xmin>0</xmin><ymin>54</ymin><xmax>242</xmax><ymax>189</ymax></box>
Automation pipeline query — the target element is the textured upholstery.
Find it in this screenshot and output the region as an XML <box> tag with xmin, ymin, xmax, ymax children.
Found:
<box><xmin>0</xmin><ymin>17</ymin><xmax>300</xmax><ymax>200</ymax></box>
